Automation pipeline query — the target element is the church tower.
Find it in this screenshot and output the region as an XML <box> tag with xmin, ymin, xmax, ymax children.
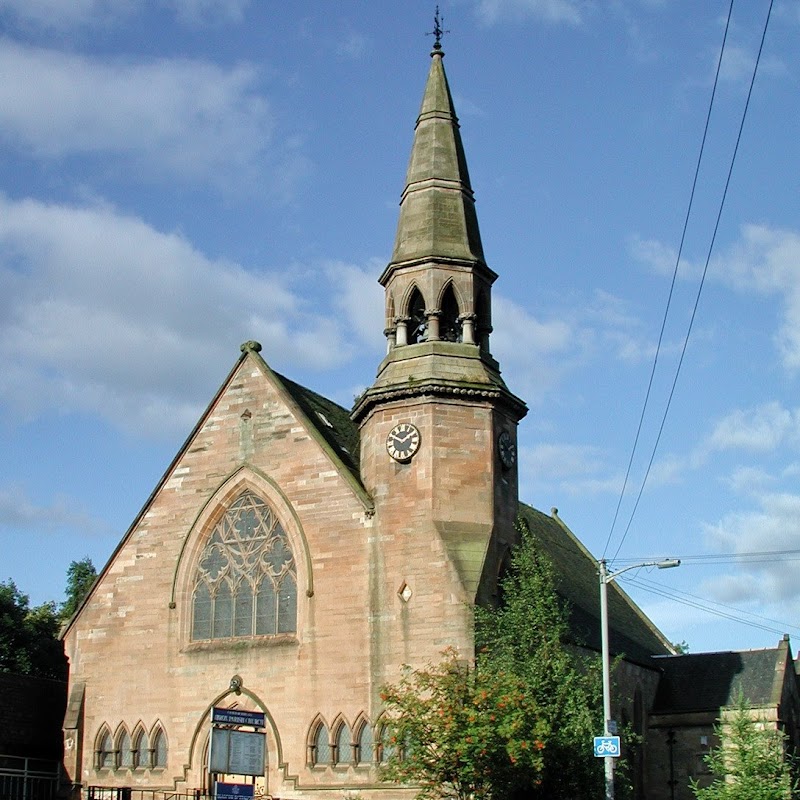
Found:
<box><xmin>352</xmin><ymin>37</ymin><xmax>527</xmax><ymax>669</ymax></box>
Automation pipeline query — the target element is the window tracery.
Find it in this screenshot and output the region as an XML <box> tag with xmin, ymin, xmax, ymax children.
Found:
<box><xmin>191</xmin><ymin>491</ymin><xmax>297</xmax><ymax>641</ymax></box>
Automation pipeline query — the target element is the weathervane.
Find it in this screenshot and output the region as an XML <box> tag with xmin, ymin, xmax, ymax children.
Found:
<box><xmin>427</xmin><ymin>5</ymin><xmax>450</xmax><ymax>50</ymax></box>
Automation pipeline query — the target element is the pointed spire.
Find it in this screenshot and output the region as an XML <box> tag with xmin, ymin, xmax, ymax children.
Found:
<box><xmin>386</xmin><ymin>44</ymin><xmax>485</xmax><ymax>273</ymax></box>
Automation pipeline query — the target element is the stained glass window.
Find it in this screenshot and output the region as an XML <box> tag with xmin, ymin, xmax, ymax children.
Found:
<box><xmin>191</xmin><ymin>491</ymin><xmax>297</xmax><ymax>641</ymax></box>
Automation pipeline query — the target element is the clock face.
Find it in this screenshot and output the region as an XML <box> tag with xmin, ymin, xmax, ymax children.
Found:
<box><xmin>498</xmin><ymin>430</ymin><xmax>516</xmax><ymax>469</ymax></box>
<box><xmin>386</xmin><ymin>423</ymin><xmax>421</xmax><ymax>462</ymax></box>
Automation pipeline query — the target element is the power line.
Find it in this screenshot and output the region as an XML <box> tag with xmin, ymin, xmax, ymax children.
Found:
<box><xmin>622</xmin><ymin>574</ymin><xmax>800</xmax><ymax>639</ymax></box>
<box><xmin>615</xmin><ymin>548</ymin><xmax>800</xmax><ymax>566</ymax></box>
<box><xmin>601</xmin><ymin>0</ymin><xmax>735</xmax><ymax>560</ymax></box>
<box><xmin>609</xmin><ymin>0</ymin><xmax>775</xmax><ymax>563</ymax></box>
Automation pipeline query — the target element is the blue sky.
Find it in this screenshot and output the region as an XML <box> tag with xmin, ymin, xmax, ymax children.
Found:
<box><xmin>1</xmin><ymin>0</ymin><xmax>798</xmax><ymax>654</ymax></box>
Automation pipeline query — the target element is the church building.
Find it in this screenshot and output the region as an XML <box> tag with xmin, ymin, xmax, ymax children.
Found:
<box><xmin>62</xmin><ymin>38</ymin><xmax>687</xmax><ymax>800</ymax></box>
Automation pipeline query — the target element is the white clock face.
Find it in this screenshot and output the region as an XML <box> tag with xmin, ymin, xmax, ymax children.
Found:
<box><xmin>386</xmin><ymin>423</ymin><xmax>421</xmax><ymax>462</ymax></box>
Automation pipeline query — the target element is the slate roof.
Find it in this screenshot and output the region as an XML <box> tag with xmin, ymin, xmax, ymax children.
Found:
<box><xmin>651</xmin><ymin>644</ymin><xmax>788</xmax><ymax>713</ymax></box>
<box><xmin>272</xmin><ymin>370</ymin><xmax>362</xmax><ymax>486</ymax></box>
<box><xmin>519</xmin><ymin>504</ymin><xmax>673</xmax><ymax>666</ymax></box>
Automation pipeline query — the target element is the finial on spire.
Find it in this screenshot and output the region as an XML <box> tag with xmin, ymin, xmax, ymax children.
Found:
<box><xmin>426</xmin><ymin>5</ymin><xmax>449</xmax><ymax>53</ymax></box>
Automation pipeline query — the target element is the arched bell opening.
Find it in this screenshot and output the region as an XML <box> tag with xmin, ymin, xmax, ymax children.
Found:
<box><xmin>407</xmin><ymin>288</ymin><xmax>427</xmax><ymax>344</ymax></box>
<box><xmin>439</xmin><ymin>284</ymin><xmax>462</xmax><ymax>343</ymax></box>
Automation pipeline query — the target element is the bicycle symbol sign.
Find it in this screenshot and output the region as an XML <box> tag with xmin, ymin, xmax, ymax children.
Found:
<box><xmin>593</xmin><ymin>736</ymin><xmax>621</xmax><ymax>758</ymax></box>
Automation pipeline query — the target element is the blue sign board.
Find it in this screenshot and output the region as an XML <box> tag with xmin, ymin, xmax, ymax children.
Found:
<box><xmin>212</xmin><ymin>707</ymin><xmax>266</xmax><ymax>728</ymax></box>
<box><xmin>214</xmin><ymin>782</ymin><xmax>254</xmax><ymax>800</ymax></box>
<box><xmin>593</xmin><ymin>736</ymin><xmax>621</xmax><ymax>758</ymax></box>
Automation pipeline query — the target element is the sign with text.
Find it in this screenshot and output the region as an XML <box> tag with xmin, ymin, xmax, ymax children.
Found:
<box><xmin>210</xmin><ymin>729</ymin><xmax>266</xmax><ymax>776</ymax></box>
<box><xmin>211</xmin><ymin>707</ymin><xmax>266</xmax><ymax>728</ymax></box>
<box><xmin>214</xmin><ymin>781</ymin><xmax>254</xmax><ymax>800</ymax></box>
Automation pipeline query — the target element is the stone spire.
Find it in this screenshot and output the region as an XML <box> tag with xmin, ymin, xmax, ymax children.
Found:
<box><xmin>384</xmin><ymin>43</ymin><xmax>485</xmax><ymax>277</ymax></box>
<box><xmin>351</xmin><ymin>41</ymin><xmax>526</xmax><ymax>427</ymax></box>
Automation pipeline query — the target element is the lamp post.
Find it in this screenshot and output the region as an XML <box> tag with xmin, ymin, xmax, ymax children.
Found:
<box><xmin>599</xmin><ymin>557</ymin><xmax>680</xmax><ymax>800</ymax></box>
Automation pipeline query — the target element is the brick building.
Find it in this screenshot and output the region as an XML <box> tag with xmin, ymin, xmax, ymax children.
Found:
<box><xmin>60</xmin><ymin>41</ymin><xmax>785</xmax><ymax>800</ymax></box>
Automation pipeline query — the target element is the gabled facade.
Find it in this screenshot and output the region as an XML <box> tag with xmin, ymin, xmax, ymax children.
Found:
<box><xmin>61</xmin><ymin>42</ymin><xmax>677</xmax><ymax>800</ymax></box>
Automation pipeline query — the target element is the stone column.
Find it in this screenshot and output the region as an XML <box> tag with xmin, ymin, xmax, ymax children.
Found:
<box><xmin>394</xmin><ymin>316</ymin><xmax>409</xmax><ymax>347</ymax></box>
<box><xmin>384</xmin><ymin>326</ymin><xmax>397</xmax><ymax>352</ymax></box>
<box><xmin>459</xmin><ymin>313</ymin><xmax>476</xmax><ymax>345</ymax></box>
<box><xmin>426</xmin><ymin>309</ymin><xmax>442</xmax><ymax>341</ymax></box>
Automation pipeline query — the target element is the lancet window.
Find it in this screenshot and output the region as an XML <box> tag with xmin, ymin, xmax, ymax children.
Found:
<box><xmin>134</xmin><ymin>728</ymin><xmax>149</xmax><ymax>768</ymax></box>
<box><xmin>334</xmin><ymin>722</ymin><xmax>352</xmax><ymax>765</ymax></box>
<box><xmin>439</xmin><ymin>284</ymin><xmax>461</xmax><ymax>342</ymax></box>
<box><xmin>311</xmin><ymin>723</ymin><xmax>331</xmax><ymax>766</ymax></box>
<box><xmin>191</xmin><ymin>491</ymin><xmax>297</xmax><ymax>641</ymax></box>
<box><xmin>408</xmin><ymin>288</ymin><xmax>427</xmax><ymax>344</ymax></box>
<box><xmin>118</xmin><ymin>729</ymin><xmax>133</xmax><ymax>768</ymax></box>
<box><xmin>355</xmin><ymin>721</ymin><xmax>373</xmax><ymax>765</ymax></box>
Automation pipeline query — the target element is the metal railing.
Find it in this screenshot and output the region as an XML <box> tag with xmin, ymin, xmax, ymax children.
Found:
<box><xmin>0</xmin><ymin>755</ymin><xmax>60</xmax><ymax>800</ymax></box>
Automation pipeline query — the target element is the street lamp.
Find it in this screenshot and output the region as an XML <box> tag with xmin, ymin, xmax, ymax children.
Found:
<box><xmin>598</xmin><ymin>557</ymin><xmax>680</xmax><ymax>800</ymax></box>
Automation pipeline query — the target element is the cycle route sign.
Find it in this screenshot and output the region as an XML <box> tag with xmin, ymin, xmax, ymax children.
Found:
<box><xmin>593</xmin><ymin>736</ymin><xmax>621</xmax><ymax>758</ymax></box>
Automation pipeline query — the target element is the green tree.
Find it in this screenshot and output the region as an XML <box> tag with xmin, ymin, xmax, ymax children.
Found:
<box><xmin>0</xmin><ymin>579</ymin><xmax>66</xmax><ymax>679</ymax></box>
<box><xmin>380</xmin><ymin>649</ymin><xmax>548</xmax><ymax>800</ymax></box>
<box><xmin>691</xmin><ymin>696</ymin><xmax>797</xmax><ymax>800</ymax></box>
<box><xmin>380</xmin><ymin>517</ymin><xmax>608</xmax><ymax>799</ymax></box>
<box><xmin>60</xmin><ymin>556</ymin><xmax>97</xmax><ymax>621</ymax></box>
<box><xmin>476</xmin><ymin>516</ymin><xmax>605</xmax><ymax>799</ymax></box>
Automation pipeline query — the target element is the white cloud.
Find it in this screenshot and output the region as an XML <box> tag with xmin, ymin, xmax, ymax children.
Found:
<box><xmin>633</xmin><ymin>225</ymin><xmax>800</xmax><ymax>372</ymax></box>
<box><xmin>0</xmin><ymin>193</ymin><xmax>373</xmax><ymax>436</ymax></box>
<box><xmin>0</xmin><ymin>39</ymin><xmax>276</xmax><ymax>189</ymax></box>
<box><xmin>712</xmin><ymin>225</ymin><xmax>800</xmax><ymax>370</ymax></box>
<box><xmin>0</xmin><ymin>483</ymin><xmax>108</xmax><ymax>533</ymax></box>
<box><xmin>0</xmin><ymin>0</ymin><xmax>249</xmax><ymax>29</ymax></box>
<box><xmin>475</xmin><ymin>0</ymin><xmax>584</xmax><ymax>26</ymax></box>
<box><xmin>491</xmin><ymin>294</ymin><xmax>576</xmax><ymax>403</ymax></box>
<box><xmin>519</xmin><ymin>442</ymin><xmax>622</xmax><ymax>500</ymax></box>
<box><xmin>702</xmin><ymin>492</ymin><xmax>800</xmax><ymax>602</ymax></box>
<box><xmin>325</xmin><ymin>260</ymin><xmax>385</xmax><ymax>351</ymax></box>
<box><xmin>703</xmin><ymin>402</ymin><xmax>800</xmax><ymax>454</ymax></box>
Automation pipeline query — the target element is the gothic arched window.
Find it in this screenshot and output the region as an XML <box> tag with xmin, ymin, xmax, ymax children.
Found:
<box><xmin>355</xmin><ymin>721</ymin><xmax>373</xmax><ymax>765</ymax></box>
<box><xmin>133</xmin><ymin>728</ymin><xmax>149</xmax><ymax>769</ymax></box>
<box><xmin>96</xmin><ymin>728</ymin><xmax>114</xmax><ymax>769</ymax></box>
<box><xmin>191</xmin><ymin>491</ymin><xmax>297</xmax><ymax>641</ymax></box>
<box><xmin>439</xmin><ymin>284</ymin><xmax>461</xmax><ymax>342</ymax></box>
<box><xmin>408</xmin><ymin>288</ymin><xmax>427</xmax><ymax>344</ymax></box>
<box><xmin>117</xmin><ymin>729</ymin><xmax>132</xmax><ymax>769</ymax></box>
<box><xmin>334</xmin><ymin>722</ymin><xmax>352</xmax><ymax>765</ymax></box>
<box><xmin>312</xmin><ymin>723</ymin><xmax>331</xmax><ymax>766</ymax></box>
<box><xmin>152</xmin><ymin>728</ymin><xmax>168</xmax><ymax>768</ymax></box>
